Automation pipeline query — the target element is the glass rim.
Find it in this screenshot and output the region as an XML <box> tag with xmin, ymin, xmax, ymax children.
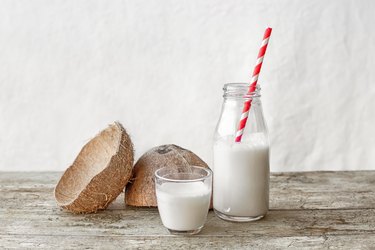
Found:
<box><xmin>154</xmin><ymin>165</ymin><xmax>212</xmax><ymax>183</ymax></box>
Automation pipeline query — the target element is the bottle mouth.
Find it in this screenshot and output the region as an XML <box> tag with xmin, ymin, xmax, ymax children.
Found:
<box><xmin>223</xmin><ymin>83</ymin><xmax>261</xmax><ymax>99</ymax></box>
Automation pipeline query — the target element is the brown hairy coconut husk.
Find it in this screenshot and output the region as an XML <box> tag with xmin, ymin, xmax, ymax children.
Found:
<box><xmin>54</xmin><ymin>122</ymin><xmax>134</xmax><ymax>213</ymax></box>
<box><xmin>125</xmin><ymin>144</ymin><xmax>210</xmax><ymax>207</ymax></box>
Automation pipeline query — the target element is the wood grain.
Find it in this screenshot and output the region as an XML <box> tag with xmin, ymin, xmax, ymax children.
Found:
<box><xmin>1</xmin><ymin>171</ymin><xmax>374</xmax><ymax>249</ymax></box>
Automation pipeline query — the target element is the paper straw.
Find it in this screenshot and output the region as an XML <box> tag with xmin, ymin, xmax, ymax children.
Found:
<box><xmin>235</xmin><ymin>27</ymin><xmax>272</xmax><ymax>142</ymax></box>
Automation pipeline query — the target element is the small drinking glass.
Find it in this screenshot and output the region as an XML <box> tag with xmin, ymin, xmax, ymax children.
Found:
<box><xmin>155</xmin><ymin>166</ymin><xmax>212</xmax><ymax>235</ymax></box>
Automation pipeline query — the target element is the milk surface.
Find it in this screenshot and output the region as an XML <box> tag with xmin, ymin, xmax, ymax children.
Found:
<box><xmin>156</xmin><ymin>182</ymin><xmax>211</xmax><ymax>231</ymax></box>
<box><xmin>213</xmin><ymin>134</ymin><xmax>269</xmax><ymax>217</ymax></box>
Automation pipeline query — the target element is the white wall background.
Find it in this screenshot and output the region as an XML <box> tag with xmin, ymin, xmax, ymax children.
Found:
<box><xmin>1</xmin><ymin>0</ymin><xmax>374</xmax><ymax>172</ymax></box>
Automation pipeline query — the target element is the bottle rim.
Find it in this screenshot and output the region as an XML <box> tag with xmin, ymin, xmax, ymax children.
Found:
<box><xmin>223</xmin><ymin>83</ymin><xmax>261</xmax><ymax>99</ymax></box>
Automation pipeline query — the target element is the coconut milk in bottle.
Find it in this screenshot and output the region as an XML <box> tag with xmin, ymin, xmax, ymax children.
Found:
<box><xmin>213</xmin><ymin>83</ymin><xmax>270</xmax><ymax>222</ymax></box>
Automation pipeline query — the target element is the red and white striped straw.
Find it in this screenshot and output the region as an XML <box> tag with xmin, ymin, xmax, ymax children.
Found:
<box><xmin>235</xmin><ymin>27</ymin><xmax>272</xmax><ymax>142</ymax></box>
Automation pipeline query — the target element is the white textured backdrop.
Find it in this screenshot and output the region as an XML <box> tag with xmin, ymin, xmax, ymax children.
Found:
<box><xmin>1</xmin><ymin>0</ymin><xmax>374</xmax><ymax>172</ymax></box>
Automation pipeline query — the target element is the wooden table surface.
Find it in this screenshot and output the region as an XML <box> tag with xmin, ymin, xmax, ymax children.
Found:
<box><xmin>1</xmin><ymin>171</ymin><xmax>374</xmax><ymax>249</ymax></box>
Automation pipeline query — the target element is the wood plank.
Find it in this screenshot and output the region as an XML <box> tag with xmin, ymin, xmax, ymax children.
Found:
<box><xmin>1</xmin><ymin>205</ymin><xmax>374</xmax><ymax>237</ymax></box>
<box><xmin>1</xmin><ymin>235</ymin><xmax>375</xmax><ymax>249</ymax></box>
<box><xmin>1</xmin><ymin>171</ymin><xmax>374</xmax><ymax>210</ymax></box>
<box><xmin>271</xmin><ymin>171</ymin><xmax>375</xmax><ymax>210</ymax></box>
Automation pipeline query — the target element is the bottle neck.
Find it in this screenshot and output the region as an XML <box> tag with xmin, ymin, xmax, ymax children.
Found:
<box><xmin>223</xmin><ymin>83</ymin><xmax>261</xmax><ymax>100</ymax></box>
<box><xmin>216</xmin><ymin>83</ymin><xmax>268</xmax><ymax>142</ymax></box>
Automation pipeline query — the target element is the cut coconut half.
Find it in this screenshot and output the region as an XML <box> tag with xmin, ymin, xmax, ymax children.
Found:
<box><xmin>125</xmin><ymin>144</ymin><xmax>209</xmax><ymax>207</ymax></box>
<box><xmin>54</xmin><ymin>122</ymin><xmax>134</xmax><ymax>213</ymax></box>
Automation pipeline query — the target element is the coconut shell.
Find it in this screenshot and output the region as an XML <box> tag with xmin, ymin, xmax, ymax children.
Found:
<box><xmin>125</xmin><ymin>144</ymin><xmax>210</xmax><ymax>207</ymax></box>
<box><xmin>54</xmin><ymin>122</ymin><xmax>134</xmax><ymax>213</ymax></box>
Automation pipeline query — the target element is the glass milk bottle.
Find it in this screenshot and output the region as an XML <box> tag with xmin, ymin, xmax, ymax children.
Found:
<box><xmin>213</xmin><ymin>83</ymin><xmax>270</xmax><ymax>222</ymax></box>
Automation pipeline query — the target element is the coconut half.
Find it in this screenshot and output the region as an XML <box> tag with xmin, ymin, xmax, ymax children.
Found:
<box><xmin>125</xmin><ymin>144</ymin><xmax>209</xmax><ymax>207</ymax></box>
<box><xmin>54</xmin><ymin>122</ymin><xmax>134</xmax><ymax>213</ymax></box>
